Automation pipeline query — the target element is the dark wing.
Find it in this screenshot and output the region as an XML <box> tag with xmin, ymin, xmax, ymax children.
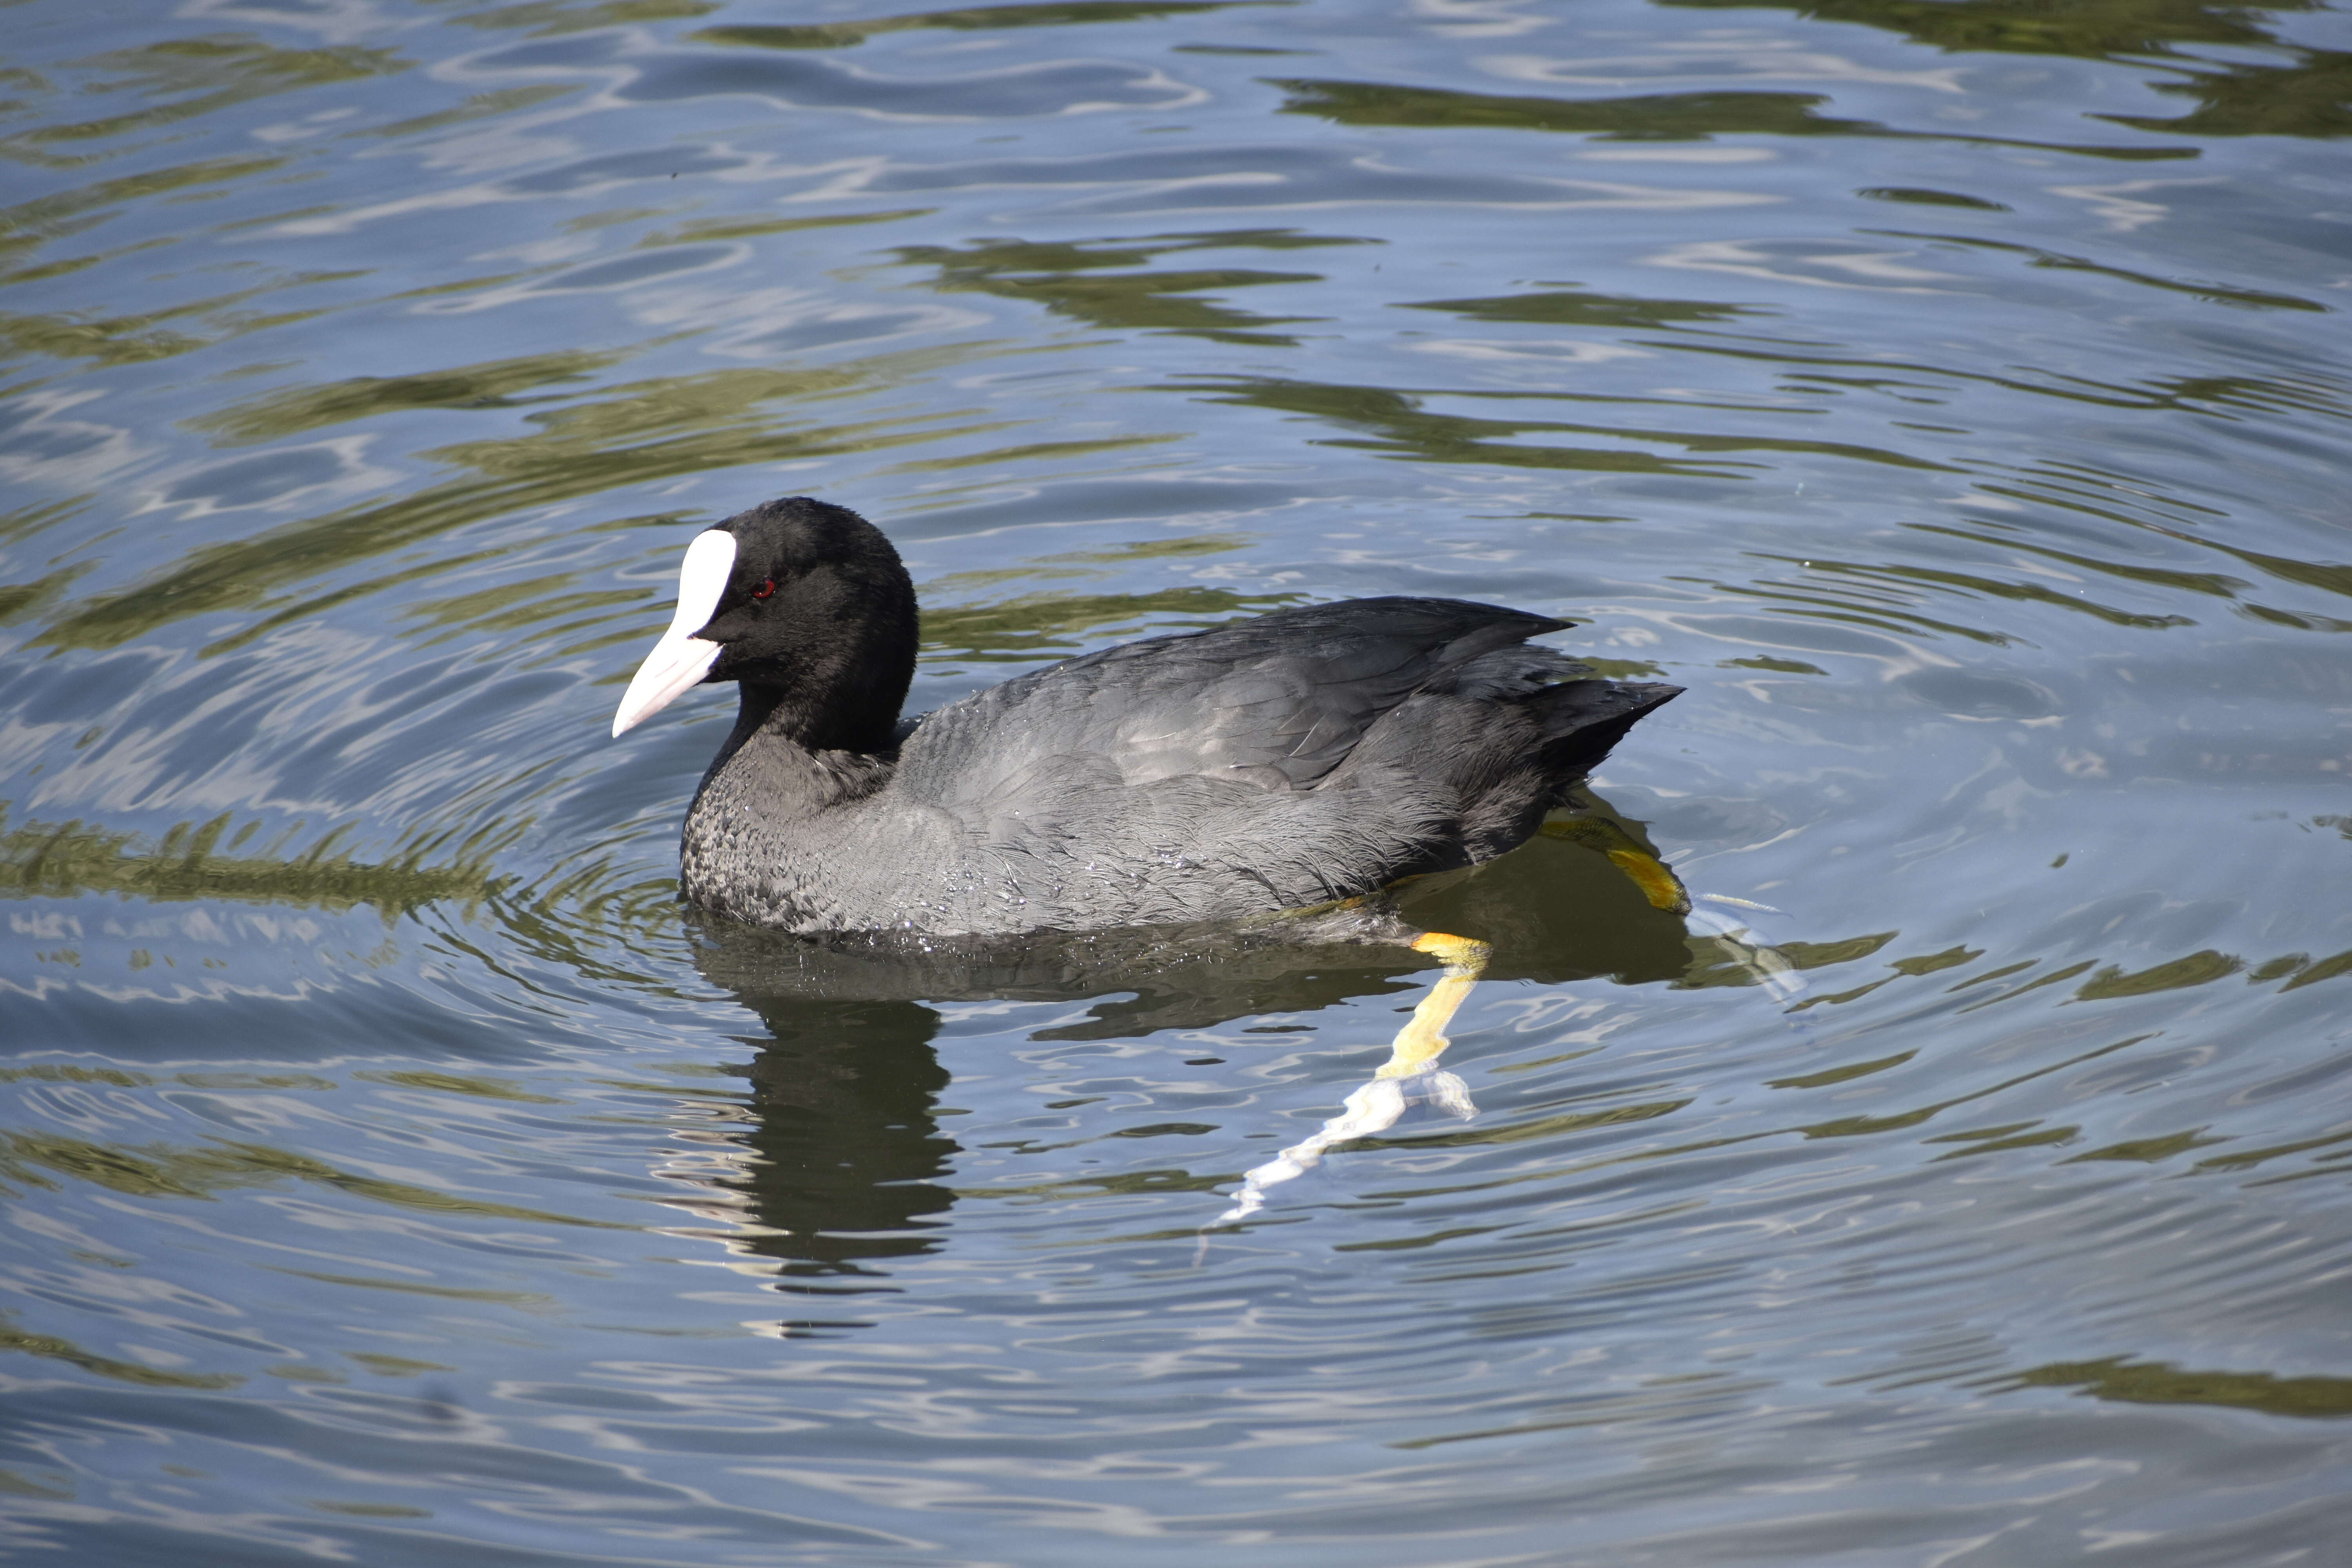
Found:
<box><xmin>891</xmin><ymin>597</ymin><xmax>1577</xmax><ymax>808</ymax></box>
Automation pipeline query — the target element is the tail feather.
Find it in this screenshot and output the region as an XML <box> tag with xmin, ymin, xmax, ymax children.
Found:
<box><xmin>1528</xmin><ymin>680</ymin><xmax>1682</xmax><ymax>784</ymax></box>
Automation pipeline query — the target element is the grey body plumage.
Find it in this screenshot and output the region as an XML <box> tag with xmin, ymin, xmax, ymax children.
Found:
<box><xmin>619</xmin><ymin>499</ymin><xmax>1680</xmax><ymax>937</ymax></box>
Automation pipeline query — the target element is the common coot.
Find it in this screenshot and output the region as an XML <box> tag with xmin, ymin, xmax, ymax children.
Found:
<box><xmin>613</xmin><ymin>497</ymin><xmax>1681</xmax><ymax>939</ymax></box>
<box><xmin>616</xmin><ymin>496</ymin><xmax>1692</xmax><ymax>1227</ymax></box>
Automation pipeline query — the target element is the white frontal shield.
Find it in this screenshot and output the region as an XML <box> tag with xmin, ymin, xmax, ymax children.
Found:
<box><xmin>611</xmin><ymin>530</ymin><xmax>737</xmax><ymax>737</ymax></box>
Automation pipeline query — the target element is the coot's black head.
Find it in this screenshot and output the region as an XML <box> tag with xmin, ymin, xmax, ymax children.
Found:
<box><xmin>611</xmin><ymin>497</ymin><xmax>917</xmax><ymax>753</ymax></box>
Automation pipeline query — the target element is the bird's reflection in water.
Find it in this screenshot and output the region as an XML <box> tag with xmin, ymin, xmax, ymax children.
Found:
<box><xmin>709</xmin><ymin>995</ymin><xmax>958</xmax><ymax>1334</ymax></box>
<box><xmin>682</xmin><ymin>793</ymin><xmax>1740</xmax><ymax>1323</ymax></box>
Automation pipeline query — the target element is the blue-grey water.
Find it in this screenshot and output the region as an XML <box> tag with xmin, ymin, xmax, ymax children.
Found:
<box><xmin>5</xmin><ymin>1</ymin><xmax>2352</xmax><ymax>1563</ymax></box>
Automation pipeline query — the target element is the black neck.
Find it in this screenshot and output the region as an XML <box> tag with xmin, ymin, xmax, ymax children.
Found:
<box><xmin>707</xmin><ymin>679</ymin><xmax>896</xmax><ymax>778</ymax></box>
<box><xmin>752</xmin><ymin>675</ymin><xmax>905</xmax><ymax>753</ymax></box>
<box><xmin>697</xmin><ymin>685</ymin><xmax>893</xmax><ymax>820</ymax></box>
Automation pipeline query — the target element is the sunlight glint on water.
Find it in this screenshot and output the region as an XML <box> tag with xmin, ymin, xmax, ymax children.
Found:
<box><xmin>2</xmin><ymin>0</ymin><xmax>2350</xmax><ymax>1562</ymax></box>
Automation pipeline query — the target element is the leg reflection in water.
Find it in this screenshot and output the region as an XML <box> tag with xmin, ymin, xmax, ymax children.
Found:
<box><xmin>1206</xmin><ymin>816</ymin><xmax>1727</xmax><ymax>1236</ymax></box>
<box><xmin>1208</xmin><ymin>932</ymin><xmax>1488</xmax><ymax>1231</ymax></box>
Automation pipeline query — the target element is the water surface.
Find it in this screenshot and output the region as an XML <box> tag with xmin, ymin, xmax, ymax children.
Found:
<box><xmin>4</xmin><ymin>0</ymin><xmax>2351</xmax><ymax>1562</ymax></box>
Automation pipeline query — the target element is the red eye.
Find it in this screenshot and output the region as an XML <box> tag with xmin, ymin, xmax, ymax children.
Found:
<box><xmin>751</xmin><ymin>577</ymin><xmax>776</xmax><ymax>601</ymax></box>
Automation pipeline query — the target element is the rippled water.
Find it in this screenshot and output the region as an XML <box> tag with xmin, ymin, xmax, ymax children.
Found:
<box><xmin>6</xmin><ymin>0</ymin><xmax>2352</xmax><ymax>1561</ymax></box>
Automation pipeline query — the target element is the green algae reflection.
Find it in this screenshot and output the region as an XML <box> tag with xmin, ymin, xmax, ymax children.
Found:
<box><xmin>0</xmin><ymin>1130</ymin><xmax>620</xmax><ymax>1228</ymax></box>
<box><xmin>183</xmin><ymin>349</ymin><xmax>627</xmax><ymax>446</ymax></box>
<box><xmin>0</xmin><ymin>802</ymin><xmax>705</xmax><ymax>995</ymax></box>
<box><xmin>457</xmin><ymin>0</ymin><xmax>721</xmax><ymax>40</ymax></box>
<box><xmin>2008</xmin><ymin>1356</ymin><xmax>2352</xmax><ymax>1420</ymax></box>
<box><xmin>35</xmin><ymin>348</ymin><xmax>1011</xmax><ymax>653</ymax></box>
<box><xmin>0</xmin><ymin>36</ymin><xmax>408</xmax><ymax>169</ymax></box>
<box><xmin>1</xmin><ymin>808</ymin><xmax>507</xmax><ymax>916</ymax></box>
<box><xmin>1658</xmin><ymin>0</ymin><xmax>2352</xmax><ymax>140</ymax></box>
<box><xmin>1657</xmin><ymin>0</ymin><xmax>2303</xmax><ymax>58</ymax></box>
<box><xmin>1273</xmin><ymin>78</ymin><xmax>2193</xmax><ymax>160</ymax></box>
<box><xmin>1178</xmin><ymin>375</ymin><xmax>1953</xmax><ymax>477</ymax></box>
<box><xmin>897</xmin><ymin>230</ymin><xmax>1374</xmax><ymax>347</ymax></box>
<box><xmin>1401</xmin><ymin>288</ymin><xmax>1760</xmax><ymax>332</ymax></box>
<box><xmin>694</xmin><ymin>2</ymin><xmax>1273</xmax><ymax>52</ymax></box>
<box><xmin>0</xmin><ymin>1315</ymin><xmax>242</xmax><ymax>1390</ymax></box>
<box><xmin>0</xmin><ymin>153</ymin><xmax>291</xmax><ymax>297</ymax></box>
